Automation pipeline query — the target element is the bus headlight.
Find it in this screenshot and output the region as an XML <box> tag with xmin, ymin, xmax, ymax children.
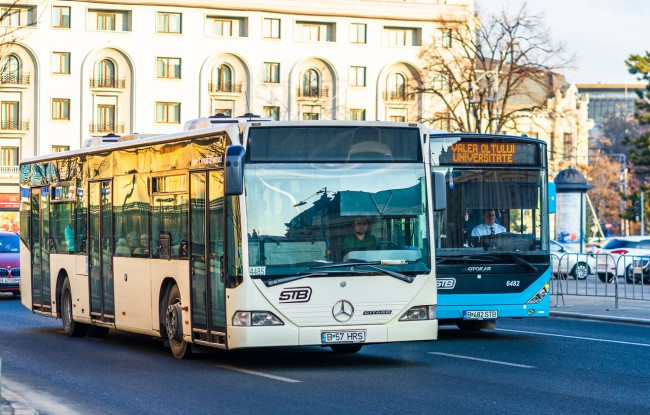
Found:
<box><xmin>526</xmin><ymin>283</ymin><xmax>549</xmax><ymax>304</ymax></box>
<box><xmin>232</xmin><ymin>311</ymin><xmax>284</xmax><ymax>326</ymax></box>
<box><xmin>399</xmin><ymin>305</ymin><xmax>436</xmax><ymax>321</ymax></box>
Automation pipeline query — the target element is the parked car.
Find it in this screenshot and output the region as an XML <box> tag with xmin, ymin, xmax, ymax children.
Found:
<box><xmin>595</xmin><ymin>236</ymin><xmax>650</xmax><ymax>283</ymax></box>
<box><xmin>550</xmin><ymin>240</ymin><xmax>596</xmax><ymax>280</ymax></box>
<box><xmin>0</xmin><ymin>231</ymin><xmax>20</xmax><ymax>297</ymax></box>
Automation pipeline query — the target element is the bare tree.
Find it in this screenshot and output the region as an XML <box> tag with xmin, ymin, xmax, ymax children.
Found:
<box><xmin>417</xmin><ymin>3</ymin><xmax>572</xmax><ymax>133</ymax></box>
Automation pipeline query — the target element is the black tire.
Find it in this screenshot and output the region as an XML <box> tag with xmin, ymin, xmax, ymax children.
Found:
<box><xmin>571</xmin><ymin>262</ymin><xmax>589</xmax><ymax>280</ymax></box>
<box><xmin>597</xmin><ymin>273</ymin><xmax>616</xmax><ymax>283</ymax></box>
<box><xmin>61</xmin><ymin>277</ymin><xmax>89</xmax><ymax>337</ymax></box>
<box><xmin>165</xmin><ymin>284</ymin><xmax>191</xmax><ymax>359</ymax></box>
<box><xmin>330</xmin><ymin>344</ymin><xmax>363</xmax><ymax>354</ymax></box>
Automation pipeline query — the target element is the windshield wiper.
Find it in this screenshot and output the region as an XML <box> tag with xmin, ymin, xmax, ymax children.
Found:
<box><xmin>264</xmin><ymin>270</ymin><xmax>374</xmax><ymax>287</ymax></box>
<box><xmin>509</xmin><ymin>254</ymin><xmax>538</xmax><ymax>272</ymax></box>
<box><xmin>309</xmin><ymin>262</ymin><xmax>414</xmax><ymax>283</ymax></box>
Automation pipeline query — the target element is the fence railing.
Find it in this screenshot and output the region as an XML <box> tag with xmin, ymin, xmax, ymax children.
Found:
<box><xmin>551</xmin><ymin>252</ymin><xmax>649</xmax><ymax>308</ymax></box>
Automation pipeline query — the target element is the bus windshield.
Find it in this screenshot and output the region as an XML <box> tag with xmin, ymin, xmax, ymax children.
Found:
<box><xmin>244</xmin><ymin>163</ymin><xmax>430</xmax><ymax>281</ymax></box>
<box><xmin>434</xmin><ymin>167</ymin><xmax>549</xmax><ymax>261</ymax></box>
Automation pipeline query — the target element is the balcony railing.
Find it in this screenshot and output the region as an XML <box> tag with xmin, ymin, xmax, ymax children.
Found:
<box><xmin>89</xmin><ymin>77</ymin><xmax>126</xmax><ymax>89</ymax></box>
<box><xmin>1</xmin><ymin>120</ymin><xmax>30</xmax><ymax>131</ymax></box>
<box><xmin>0</xmin><ymin>73</ymin><xmax>31</xmax><ymax>86</ymax></box>
<box><xmin>296</xmin><ymin>86</ymin><xmax>330</xmax><ymax>99</ymax></box>
<box><xmin>382</xmin><ymin>90</ymin><xmax>414</xmax><ymax>101</ymax></box>
<box><xmin>207</xmin><ymin>81</ymin><xmax>243</xmax><ymax>93</ymax></box>
<box><xmin>89</xmin><ymin>122</ymin><xmax>126</xmax><ymax>134</ymax></box>
<box><xmin>0</xmin><ymin>166</ymin><xmax>19</xmax><ymax>177</ymax></box>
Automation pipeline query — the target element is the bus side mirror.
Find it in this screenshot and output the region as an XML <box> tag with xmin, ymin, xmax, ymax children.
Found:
<box><xmin>548</xmin><ymin>182</ymin><xmax>556</xmax><ymax>214</ymax></box>
<box><xmin>225</xmin><ymin>145</ymin><xmax>245</xmax><ymax>195</ymax></box>
<box><xmin>432</xmin><ymin>172</ymin><xmax>447</xmax><ymax>212</ymax></box>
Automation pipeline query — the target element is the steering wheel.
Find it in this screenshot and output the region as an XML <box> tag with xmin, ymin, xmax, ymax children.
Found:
<box><xmin>373</xmin><ymin>241</ymin><xmax>399</xmax><ymax>249</ymax></box>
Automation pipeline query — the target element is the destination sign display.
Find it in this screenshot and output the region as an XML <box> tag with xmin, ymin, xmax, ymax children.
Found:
<box><xmin>434</xmin><ymin>139</ymin><xmax>542</xmax><ymax>166</ymax></box>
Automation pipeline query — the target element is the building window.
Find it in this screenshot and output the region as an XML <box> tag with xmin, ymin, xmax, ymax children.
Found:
<box><xmin>52</xmin><ymin>145</ymin><xmax>70</xmax><ymax>153</ymax></box>
<box><xmin>0</xmin><ymin>7</ymin><xmax>20</xmax><ymax>27</ymax></box>
<box><xmin>157</xmin><ymin>57</ymin><xmax>181</xmax><ymax>79</ymax></box>
<box><xmin>97</xmin><ymin>13</ymin><xmax>116</xmax><ymax>31</ymax></box>
<box><xmin>156</xmin><ymin>102</ymin><xmax>181</xmax><ymax>124</ymax></box>
<box><xmin>214</xmin><ymin>19</ymin><xmax>233</xmax><ymax>37</ymax></box>
<box><xmin>350</xmin><ymin>109</ymin><xmax>366</xmax><ymax>121</ymax></box>
<box><xmin>263</xmin><ymin>106</ymin><xmax>280</xmax><ymax>120</ymax></box>
<box><xmin>217</xmin><ymin>64</ymin><xmax>232</xmax><ymax>91</ymax></box>
<box><xmin>53</xmin><ymin>6</ymin><xmax>71</xmax><ymax>28</ymax></box>
<box><xmin>563</xmin><ymin>132</ymin><xmax>573</xmax><ymax>156</ymax></box>
<box><xmin>350</xmin><ymin>23</ymin><xmax>366</xmax><ymax>44</ymax></box>
<box><xmin>435</xmin><ymin>28</ymin><xmax>452</xmax><ymax>47</ymax></box>
<box><xmin>384</xmin><ymin>27</ymin><xmax>421</xmax><ymax>47</ymax></box>
<box><xmin>303</xmin><ymin>112</ymin><xmax>319</xmax><ymax>120</ymax></box>
<box><xmin>157</xmin><ymin>12</ymin><xmax>181</xmax><ymax>34</ymax></box>
<box><xmin>301</xmin><ymin>68</ymin><xmax>320</xmax><ymax>97</ymax></box>
<box><xmin>349</xmin><ymin>66</ymin><xmax>366</xmax><ymax>87</ymax></box>
<box><xmin>389</xmin><ymin>115</ymin><xmax>406</xmax><ymax>122</ymax></box>
<box><xmin>263</xmin><ymin>18</ymin><xmax>280</xmax><ymax>39</ymax></box>
<box><xmin>92</xmin><ymin>59</ymin><xmax>119</xmax><ymax>88</ymax></box>
<box><xmin>263</xmin><ymin>62</ymin><xmax>280</xmax><ymax>83</ymax></box>
<box><xmin>1</xmin><ymin>101</ymin><xmax>19</xmax><ymax>130</ymax></box>
<box><xmin>53</xmin><ymin>52</ymin><xmax>71</xmax><ymax>74</ymax></box>
<box><xmin>433</xmin><ymin>72</ymin><xmax>450</xmax><ymax>92</ymax></box>
<box><xmin>97</xmin><ymin>104</ymin><xmax>115</xmax><ymax>132</ymax></box>
<box><xmin>387</xmin><ymin>73</ymin><xmax>407</xmax><ymax>100</ymax></box>
<box><xmin>52</xmin><ymin>98</ymin><xmax>70</xmax><ymax>120</ymax></box>
<box><xmin>212</xmin><ymin>100</ymin><xmax>233</xmax><ymax>117</ymax></box>
<box><xmin>1</xmin><ymin>55</ymin><xmax>20</xmax><ymax>83</ymax></box>
<box><xmin>1</xmin><ymin>147</ymin><xmax>19</xmax><ymax>166</ymax></box>
<box><xmin>296</xmin><ymin>21</ymin><xmax>335</xmax><ymax>42</ymax></box>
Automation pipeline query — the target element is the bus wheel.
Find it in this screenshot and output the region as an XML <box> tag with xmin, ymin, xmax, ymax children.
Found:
<box><xmin>165</xmin><ymin>284</ymin><xmax>191</xmax><ymax>359</ymax></box>
<box><xmin>61</xmin><ymin>277</ymin><xmax>89</xmax><ymax>337</ymax></box>
<box><xmin>330</xmin><ymin>344</ymin><xmax>363</xmax><ymax>354</ymax></box>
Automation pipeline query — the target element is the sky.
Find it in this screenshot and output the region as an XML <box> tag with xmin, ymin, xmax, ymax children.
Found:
<box><xmin>475</xmin><ymin>0</ymin><xmax>650</xmax><ymax>85</ymax></box>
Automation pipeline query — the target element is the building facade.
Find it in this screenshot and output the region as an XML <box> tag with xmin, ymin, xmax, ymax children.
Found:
<box><xmin>0</xmin><ymin>0</ymin><xmax>475</xmax><ymax>210</ymax></box>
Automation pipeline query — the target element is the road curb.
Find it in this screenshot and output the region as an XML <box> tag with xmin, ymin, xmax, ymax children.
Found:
<box><xmin>0</xmin><ymin>386</ymin><xmax>38</xmax><ymax>415</ymax></box>
<box><xmin>550</xmin><ymin>310</ymin><xmax>650</xmax><ymax>326</ymax></box>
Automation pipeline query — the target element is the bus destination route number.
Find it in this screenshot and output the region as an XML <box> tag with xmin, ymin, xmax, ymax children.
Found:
<box><xmin>321</xmin><ymin>330</ymin><xmax>366</xmax><ymax>344</ymax></box>
<box><xmin>463</xmin><ymin>310</ymin><xmax>498</xmax><ymax>320</ymax></box>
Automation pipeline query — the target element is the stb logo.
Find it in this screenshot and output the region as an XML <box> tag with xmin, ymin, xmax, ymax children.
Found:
<box><xmin>437</xmin><ymin>278</ymin><xmax>456</xmax><ymax>289</ymax></box>
<box><xmin>279</xmin><ymin>287</ymin><xmax>312</xmax><ymax>303</ymax></box>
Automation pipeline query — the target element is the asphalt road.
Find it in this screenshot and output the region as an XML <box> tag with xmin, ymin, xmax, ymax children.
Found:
<box><xmin>1</xmin><ymin>294</ymin><xmax>649</xmax><ymax>415</ymax></box>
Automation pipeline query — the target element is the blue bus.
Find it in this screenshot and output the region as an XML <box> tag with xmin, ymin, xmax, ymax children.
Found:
<box><xmin>430</xmin><ymin>132</ymin><xmax>553</xmax><ymax>330</ymax></box>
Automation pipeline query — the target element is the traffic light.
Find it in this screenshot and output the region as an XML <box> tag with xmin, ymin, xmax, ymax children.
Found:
<box><xmin>634</xmin><ymin>200</ymin><xmax>640</xmax><ymax>222</ymax></box>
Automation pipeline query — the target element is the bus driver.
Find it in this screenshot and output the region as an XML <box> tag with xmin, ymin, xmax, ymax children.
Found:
<box><xmin>471</xmin><ymin>209</ymin><xmax>506</xmax><ymax>237</ymax></box>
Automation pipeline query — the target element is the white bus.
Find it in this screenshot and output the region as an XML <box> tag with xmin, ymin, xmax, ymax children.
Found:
<box><xmin>19</xmin><ymin>117</ymin><xmax>446</xmax><ymax>358</ymax></box>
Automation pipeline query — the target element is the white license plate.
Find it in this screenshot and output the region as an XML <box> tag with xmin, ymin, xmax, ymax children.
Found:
<box><xmin>0</xmin><ymin>277</ymin><xmax>19</xmax><ymax>284</ymax></box>
<box><xmin>321</xmin><ymin>330</ymin><xmax>366</xmax><ymax>344</ymax></box>
<box><xmin>463</xmin><ymin>310</ymin><xmax>497</xmax><ymax>320</ymax></box>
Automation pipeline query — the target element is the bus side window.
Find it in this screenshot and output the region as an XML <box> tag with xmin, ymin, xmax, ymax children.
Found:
<box><xmin>158</xmin><ymin>231</ymin><xmax>171</xmax><ymax>260</ymax></box>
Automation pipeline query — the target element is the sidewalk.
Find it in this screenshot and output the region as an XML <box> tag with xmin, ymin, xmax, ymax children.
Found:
<box><xmin>549</xmin><ymin>294</ymin><xmax>650</xmax><ymax>325</ymax></box>
<box><xmin>3</xmin><ymin>294</ymin><xmax>650</xmax><ymax>414</ymax></box>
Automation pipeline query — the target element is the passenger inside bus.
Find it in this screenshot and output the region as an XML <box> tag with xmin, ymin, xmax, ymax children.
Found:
<box><xmin>341</xmin><ymin>216</ymin><xmax>378</xmax><ymax>258</ymax></box>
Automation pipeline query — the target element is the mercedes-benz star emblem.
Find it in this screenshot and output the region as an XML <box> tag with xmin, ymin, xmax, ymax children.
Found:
<box><xmin>332</xmin><ymin>300</ymin><xmax>354</xmax><ymax>322</ymax></box>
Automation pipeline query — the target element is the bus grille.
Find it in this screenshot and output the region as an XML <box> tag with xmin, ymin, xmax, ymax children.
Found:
<box><xmin>0</xmin><ymin>268</ymin><xmax>20</xmax><ymax>277</ymax></box>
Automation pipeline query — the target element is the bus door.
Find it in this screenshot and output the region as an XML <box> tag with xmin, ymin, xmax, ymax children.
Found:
<box><xmin>30</xmin><ymin>187</ymin><xmax>52</xmax><ymax>313</ymax></box>
<box><xmin>189</xmin><ymin>170</ymin><xmax>226</xmax><ymax>345</ymax></box>
<box><xmin>88</xmin><ymin>181</ymin><xmax>114</xmax><ymax>322</ymax></box>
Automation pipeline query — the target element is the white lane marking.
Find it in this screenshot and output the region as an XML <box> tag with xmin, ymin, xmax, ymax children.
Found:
<box><xmin>216</xmin><ymin>364</ymin><xmax>302</xmax><ymax>383</ymax></box>
<box><xmin>429</xmin><ymin>352</ymin><xmax>535</xmax><ymax>368</ymax></box>
<box><xmin>496</xmin><ymin>328</ymin><xmax>650</xmax><ymax>347</ymax></box>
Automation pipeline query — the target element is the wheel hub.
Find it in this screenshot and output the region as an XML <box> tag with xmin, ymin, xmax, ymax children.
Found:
<box><xmin>166</xmin><ymin>302</ymin><xmax>183</xmax><ymax>341</ymax></box>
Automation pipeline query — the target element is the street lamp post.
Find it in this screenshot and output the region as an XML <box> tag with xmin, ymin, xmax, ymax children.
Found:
<box><xmin>469</xmin><ymin>70</ymin><xmax>499</xmax><ymax>133</ymax></box>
